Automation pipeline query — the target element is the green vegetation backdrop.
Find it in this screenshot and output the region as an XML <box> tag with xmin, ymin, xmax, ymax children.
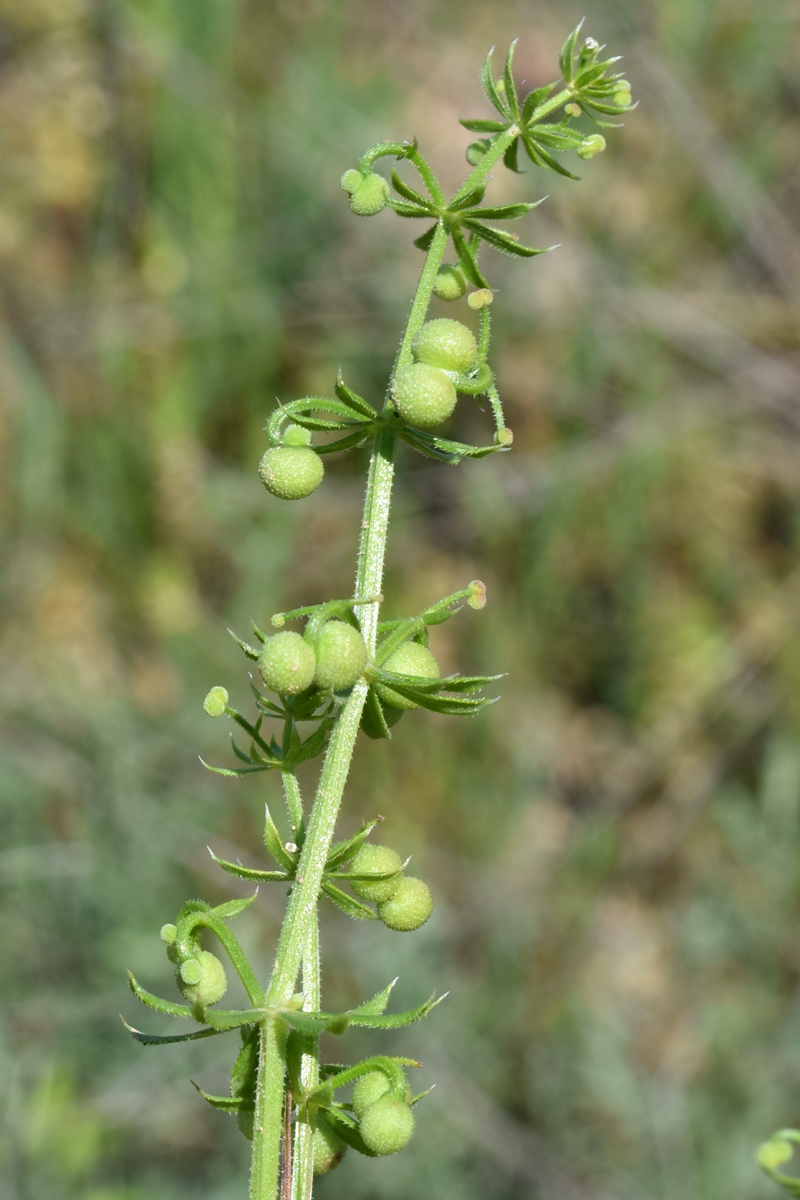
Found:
<box><xmin>2</xmin><ymin>0</ymin><xmax>799</xmax><ymax>1197</ymax></box>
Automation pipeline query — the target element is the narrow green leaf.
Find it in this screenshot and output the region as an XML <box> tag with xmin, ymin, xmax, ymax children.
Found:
<box><xmin>200</xmin><ymin>758</ymin><xmax>274</xmax><ymax>778</ymax></box>
<box><xmin>360</xmin><ymin>686</ymin><xmax>394</xmax><ymax>739</ymax></box>
<box><xmin>413</xmin><ymin>225</ymin><xmax>438</xmax><ymax>251</ymax></box>
<box><xmin>292</xmin><ymin>720</ymin><xmax>331</xmax><ymax>765</ymax></box>
<box><xmin>521</xmin><ymin>82</ymin><xmax>557</xmax><ymax>123</ymax></box>
<box><xmin>349</xmin><ymin>979</ymin><xmax>397</xmax><ymax>1017</ymax></box>
<box><xmin>531</xmin><ymin>125</ymin><xmax>587</xmax><ymax>151</ymax></box>
<box><xmin>278</xmin><ymin>1009</ymin><xmax>332</xmax><ymax>1034</ymax></box>
<box><xmin>502</xmin><ymin>39</ymin><xmax>520</xmax><ymax>119</ymax></box>
<box><xmin>388</xmin><ymin>200</ymin><xmax>433</xmax><ymax>219</ymax></box>
<box><xmin>347</xmin><ymin>992</ymin><xmax>447</xmax><ymax>1029</ymax></box>
<box><xmin>390</xmin><ymin>169</ymin><xmax>434</xmax><ymax>208</ymax></box>
<box><xmin>231</xmin><ymin>1026</ymin><xmax>259</xmax><ymax>1096</ymax></box>
<box><xmin>447</xmin><ymin>185</ymin><xmax>486</xmax><ymax>212</ymax></box>
<box><xmin>451</xmin><ymin>227</ymin><xmax>488</xmax><ymax>287</ymax></box>
<box><xmin>230</xmin><ymin>738</ymin><xmax>258</xmax><ymax>766</ymax></box>
<box><xmin>559</xmin><ymin>20</ymin><xmax>584</xmax><ymax>83</ymax></box>
<box><xmin>208</xmin><ymin>849</ymin><xmax>290</xmax><ymax>883</ymax></box>
<box><xmin>523</xmin><ymin>137</ymin><xmax>580</xmax><ymax>179</ymax></box>
<box><xmin>264</xmin><ymin>803</ymin><xmax>294</xmax><ymax>870</ymax></box>
<box><xmin>503</xmin><ymin>137</ymin><xmax>522</xmax><ymax>173</ymax></box>
<box><xmin>464</xmin><ymin>201</ymin><xmax>541</xmax><ymax>220</ymax></box>
<box><xmin>193</xmin><ymin>1084</ymin><xmax>247</xmax><ymax>1113</ymax></box>
<box><xmin>128</xmin><ymin>972</ymin><xmax>192</xmax><ymax>1019</ymax></box>
<box><xmin>325</xmin><ymin>817</ymin><xmax>383</xmax><ymax>869</ymax></box>
<box><xmin>463</xmin><ymin>219</ymin><xmax>549</xmax><ymax>258</ymax></box>
<box><xmin>122</xmin><ymin>1016</ymin><xmax>228</xmax><ymax>1046</ymax></box>
<box><xmin>334</xmin><ymin>372</ymin><xmax>377</xmax><ymax>418</ymax></box>
<box><xmin>458</xmin><ymin>117</ymin><xmax>507</xmax><ymax>133</ymax></box>
<box><xmin>317</xmin><ymin>1109</ymin><xmax>379</xmax><ymax>1158</ymax></box>
<box><xmin>313</xmin><ymin>430</ymin><xmax>373</xmax><ymax>455</ymax></box>
<box><xmin>203</xmin><ymin>1007</ymin><xmax>265</xmax><ymax>1032</ymax></box>
<box><xmin>322</xmin><ymin>880</ymin><xmax>379</xmax><ymax>921</ymax></box>
<box><xmin>479</xmin><ymin>47</ymin><xmax>509</xmax><ymax>118</ymax></box>
<box><xmin>212</xmin><ymin>893</ymin><xmax>258</xmax><ymax>920</ymax></box>
<box><xmin>227</xmin><ymin>629</ymin><xmax>260</xmax><ymax>660</ymax></box>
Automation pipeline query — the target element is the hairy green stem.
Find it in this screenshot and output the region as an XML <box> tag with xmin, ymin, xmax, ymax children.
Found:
<box><xmin>248</xmin><ymin>220</ymin><xmax>449</xmax><ymax>1200</ymax></box>
<box><xmin>290</xmin><ymin>917</ymin><xmax>320</xmax><ymax>1200</ymax></box>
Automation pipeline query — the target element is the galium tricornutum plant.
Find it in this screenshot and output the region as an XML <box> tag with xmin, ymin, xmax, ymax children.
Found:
<box><xmin>125</xmin><ymin>25</ymin><xmax>633</xmax><ymax>1200</ymax></box>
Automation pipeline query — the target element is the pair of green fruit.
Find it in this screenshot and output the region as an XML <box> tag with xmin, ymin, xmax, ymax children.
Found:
<box><xmin>258</xmin><ymin>621</ymin><xmax>367</xmax><ymax>696</ymax></box>
<box><xmin>349</xmin><ymin>842</ymin><xmax>434</xmax><ymax>932</ymax></box>
<box><xmin>312</xmin><ymin>1070</ymin><xmax>416</xmax><ymax>1174</ymax></box>
<box><xmin>159</xmin><ymin>924</ymin><xmax>230</xmax><ymax>1011</ymax></box>
<box><xmin>392</xmin><ymin>317</ymin><xmax>478</xmax><ymax>428</ymax></box>
<box><xmin>259</xmin><ymin>625</ymin><xmax>441</xmax><ymax>711</ymax></box>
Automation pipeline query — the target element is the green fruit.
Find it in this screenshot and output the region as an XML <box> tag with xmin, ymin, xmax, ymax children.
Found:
<box><xmin>203</xmin><ymin>686</ymin><xmax>228</xmax><ymax>717</ymax></box>
<box><xmin>392</xmin><ymin>364</ymin><xmax>456</xmax><ymax>428</ymax></box>
<box><xmin>432</xmin><ymin>264</ymin><xmax>467</xmax><ymax>302</ymax></box>
<box><xmin>258</xmin><ymin>631</ymin><xmax>317</xmax><ymax>696</ymax></box>
<box><xmin>314</xmin><ymin>620</ymin><xmax>368</xmax><ymax>691</ymax></box>
<box><xmin>282</xmin><ymin>423</ymin><xmax>312</xmax><ymax>448</ymax></box>
<box><xmin>312</xmin><ymin>1123</ymin><xmax>346</xmax><ymax>1175</ymax></box>
<box><xmin>375</xmin><ymin>641</ymin><xmax>439</xmax><ymax>710</ymax></box>
<box><xmin>411</xmin><ymin>318</ymin><xmax>478</xmax><ymax>373</ymax></box>
<box><xmin>349</xmin><ymin>173</ymin><xmax>389</xmax><ymax>216</ymax></box>
<box><xmin>350</xmin><ymin>843</ymin><xmax>404</xmax><ymax>903</ymax></box>
<box><xmin>352</xmin><ymin>1071</ymin><xmax>391</xmax><ymax>1119</ymax></box>
<box><xmin>359</xmin><ymin>1096</ymin><xmax>415</xmax><ymax>1156</ymax></box>
<box><xmin>577</xmin><ymin>134</ymin><xmax>606</xmax><ymax>160</ymax></box>
<box><xmin>258</xmin><ymin>446</ymin><xmax>323</xmax><ymax>500</ymax></box>
<box><xmin>378</xmin><ymin>876</ymin><xmax>433</xmax><ymax>932</ymax></box>
<box><xmin>466</xmin><ymin>138</ymin><xmax>490</xmax><ymax>165</ymax></box>
<box><xmin>340</xmin><ymin>168</ymin><xmax>363</xmax><ymax>195</ymax></box>
<box><xmin>177</xmin><ymin>950</ymin><xmax>228</xmax><ymax>1007</ymax></box>
<box><xmin>160</xmin><ymin>923</ymin><xmax>177</xmax><ymax>944</ymax></box>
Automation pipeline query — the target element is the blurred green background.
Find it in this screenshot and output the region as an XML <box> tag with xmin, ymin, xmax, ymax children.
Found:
<box><xmin>2</xmin><ymin>0</ymin><xmax>800</xmax><ymax>1197</ymax></box>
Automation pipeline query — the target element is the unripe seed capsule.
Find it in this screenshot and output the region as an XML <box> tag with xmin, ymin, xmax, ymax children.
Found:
<box><xmin>340</xmin><ymin>169</ymin><xmax>363</xmax><ymax>195</ymax></box>
<box><xmin>258</xmin><ymin>631</ymin><xmax>317</xmax><ymax>696</ymax></box>
<box><xmin>375</xmin><ymin>642</ymin><xmax>439</xmax><ymax>710</ymax></box>
<box><xmin>259</xmin><ymin>446</ymin><xmax>323</xmax><ymax>501</ymax></box>
<box><xmin>312</xmin><ymin>1124</ymin><xmax>346</xmax><ymax>1175</ymax></box>
<box><xmin>378</xmin><ymin>876</ymin><xmax>433</xmax><ymax>932</ymax></box>
<box><xmin>432</xmin><ymin>264</ymin><xmax>467</xmax><ymax>302</ymax></box>
<box><xmin>411</xmin><ymin>318</ymin><xmax>478</xmax><ymax>373</ymax></box>
<box><xmin>392</xmin><ymin>364</ymin><xmax>456</xmax><ymax>428</ymax></box>
<box><xmin>350</xmin><ymin>843</ymin><xmax>404</xmax><ymax>903</ymax></box>
<box><xmin>359</xmin><ymin>1096</ymin><xmax>415</xmax><ymax>1156</ymax></box>
<box><xmin>281</xmin><ymin>423</ymin><xmax>312</xmax><ymax>448</ymax></box>
<box><xmin>203</xmin><ymin>686</ymin><xmax>228</xmax><ymax>717</ymax></box>
<box><xmin>577</xmin><ymin>134</ymin><xmax>606</xmax><ymax>160</ymax></box>
<box><xmin>177</xmin><ymin>950</ymin><xmax>228</xmax><ymax>1007</ymax></box>
<box><xmin>314</xmin><ymin>620</ymin><xmax>368</xmax><ymax>691</ymax></box>
<box><xmin>349</xmin><ymin>173</ymin><xmax>389</xmax><ymax>217</ymax></box>
<box><xmin>352</xmin><ymin>1071</ymin><xmax>391</xmax><ymax>1119</ymax></box>
<box><xmin>160</xmin><ymin>923</ymin><xmax>177</xmax><ymax>944</ymax></box>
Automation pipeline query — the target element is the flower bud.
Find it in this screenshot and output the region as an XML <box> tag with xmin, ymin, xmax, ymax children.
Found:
<box><xmin>577</xmin><ymin>134</ymin><xmax>606</xmax><ymax>160</ymax></box>
<box><xmin>375</xmin><ymin>642</ymin><xmax>439</xmax><ymax>710</ymax></box>
<box><xmin>468</xmin><ymin>580</ymin><xmax>487</xmax><ymax>610</ymax></box>
<box><xmin>494</xmin><ymin>426</ymin><xmax>513</xmax><ymax>447</ymax></box>
<box><xmin>411</xmin><ymin>318</ymin><xmax>478</xmax><ymax>373</ymax></box>
<box><xmin>392</xmin><ymin>364</ymin><xmax>456</xmax><ymax>428</ymax></box>
<box><xmin>258</xmin><ymin>446</ymin><xmax>324</xmax><ymax>500</ymax></box>
<box><xmin>432</xmin><ymin>264</ymin><xmax>467</xmax><ymax>302</ymax></box>
<box><xmin>203</xmin><ymin>686</ymin><xmax>229</xmax><ymax>717</ymax></box>
<box><xmin>359</xmin><ymin>1096</ymin><xmax>415</xmax><ymax>1156</ymax></box>
<box><xmin>282</xmin><ymin>423</ymin><xmax>312</xmax><ymax>448</ymax></box>
<box><xmin>340</xmin><ymin>169</ymin><xmax>363</xmax><ymax>195</ymax></box>
<box><xmin>377</xmin><ymin>876</ymin><xmax>433</xmax><ymax>932</ymax></box>
<box><xmin>565</xmin><ymin>102</ymin><xmax>581</xmax><ymax>116</ymax></box>
<box><xmin>352</xmin><ymin>1070</ymin><xmax>391</xmax><ymax>1119</ymax></box>
<box><xmin>258</xmin><ymin>631</ymin><xmax>317</xmax><ymax>696</ymax></box>
<box><xmin>312</xmin><ymin>1123</ymin><xmax>346</xmax><ymax>1175</ymax></box>
<box><xmin>467</xmin><ymin>288</ymin><xmax>493</xmax><ymax>310</ymax></box>
<box><xmin>350</xmin><ymin>843</ymin><xmax>404</xmax><ymax>903</ymax></box>
<box><xmin>314</xmin><ymin>620</ymin><xmax>368</xmax><ymax>692</ymax></box>
<box><xmin>160</xmin><ymin>923</ymin><xmax>177</xmax><ymax>944</ymax></box>
<box><xmin>466</xmin><ymin>139</ymin><xmax>491</xmax><ymax>166</ymax></box>
<box><xmin>349</xmin><ymin>173</ymin><xmax>389</xmax><ymax>217</ymax></box>
<box><xmin>177</xmin><ymin>950</ymin><xmax>228</xmax><ymax>1007</ymax></box>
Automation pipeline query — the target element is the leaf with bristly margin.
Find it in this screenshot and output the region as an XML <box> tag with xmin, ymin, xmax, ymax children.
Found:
<box><xmin>231</xmin><ymin>1026</ymin><xmax>259</xmax><ymax>1097</ymax></box>
<box><xmin>360</xmin><ymin>687</ymin><xmax>393</xmax><ymax>739</ymax></box>
<box><xmin>193</xmin><ymin>1083</ymin><xmax>247</xmax><ymax>1112</ymax></box>
<box><xmin>349</xmin><ymin>992</ymin><xmax>447</xmax><ymax>1029</ymax></box>
<box><xmin>531</xmin><ymin>125</ymin><xmax>588</xmax><ymax>151</ymax></box>
<box><xmin>400</xmin><ymin>427</ymin><xmax>499</xmax><ymax>464</ymax></box>
<box><xmin>249</xmin><ymin>685</ymin><xmax>285</xmax><ymax>718</ymax></box>
<box><xmin>465</xmin><ymin>201</ymin><xmax>541</xmax><ymax>220</ymax></box>
<box><xmin>521</xmin><ymin>82</ymin><xmax>557</xmax><ymax>124</ymax></box>
<box><xmin>464</xmin><ymin>220</ymin><xmax>550</xmax><ymax>258</ymax></box>
<box><xmin>252</xmin><ymin>623</ymin><xmax>268</xmax><ymax>643</ymax></box>
<box><xmin>200</xmin><ymin>757</ymin><xmax>274</xmax><ymax>778</ymax></box>
<box><xmin>292</xmin><ymin>719</ymin><xmax>330</xmax><ymax>765</ymax></box>
<box><xmin>390</xmin><ymin>170</ymin><xmax>434</xmax><ymax>208</ymax></box>
<box><xmin>450</xmin><ymin>227</ymin><xmax>488</xmax><ymax>288</ymax></box>
<box><xmin>523</xmin><ymin>136</ymin><xmax>579</xmax><ymax>179</ymax></box>
<box><xmin>318</xmin><ymin>1108</ymin><xmax>379</xmax><ymax>1158</ymax></box>
<box><xmin>349</xmin><ymin>979</ymin><xmax>397</xmax><ymax>1017</ymax></box>
<box><xmin>479</xmin><ymin>47</ymin><xmax>509</xmax><ymax>118</ymax></box>
<box><xmin>280</xmin><ymin>992</ymin><xmax>446</xmax><ymax>1037</ymax></box>
<box><xmin>458</xmin><ymin>117</ymin><xmax>506</xmax><ymax>133</ymax></box>
<box><xmin>322</xmin><ymin>880</ymin><xmax>379</xmax><ymax>921</ymax></box>
<box><xmin>313</xmin><ymin>429</ymin><xmax>373</xmax><ymax>455</ymax></box>
<box><xmin>228</xmin><ymin>628</ymin><xmax>260</xmax><ymax>660</ymax></box>
<box><xmin>559</xmin><ymin>19</ymin><xmax>584</xmax><ymax>83</ymax></box>
<box><xmin>327</xmin><ymin>861</ymin><xmax>406</xmax><ymax>884</ymax></box>
<box><xmin>203</xmin><ymin>1007</ymin><xmax>265</xmax><ymax>1032</ymax></box>
<box><xmin>208</xmin><ymin>848</ymin><xmax>290</xmax><ymax>883</ymax></box>
<box><xmin>334</xmin><ymin>372</ymin><xmax>377</xmax><ymax>418</ymax></box>
<box><xmin>280</xmin><ymin>397</ymin><xmax>372</xmax><ymax>424</ymax></box>
<box><xmin>389</xmin><ymin>200</ymin><xmax>433</xmax><ymax>219</ymax></box>
<box><xmin>122</xmin><ymin>1016</ymin><xmax>228</xmax><ymax>1046</ymax></box>
<box><xmin>263</xmin><ymin>803</ymin><xmax>294</xmax><ymax>870</ymax></box>
<box><xmin>326</xmin><ymin>817</ymin><xmax>382</xmax><ymax>870</ymax></box>
<box><xmin>230</xmin><ymin>737</ymin><xmax>258</xmax><ymax>766</ymax></box>
<box><xmin>128</xmin><ymin>972</ymin><xmax>192</xmax><ymax>1018</ymax></box>
<box><xmin>502</xmin><ymin>39</ymin><xmax>520</xmax><ymax>119</ymax></box>
<box><xmin>503</xmin><ymin>137</ymin><xmax>522</xmax><ymax>174</ymax></box>
<box><xmin>212</xmin><ymin>893</ymin><xmax>258</xmax><ymax>921</ymax></box>
<box><xmin>413</xmin><ymin>224</ymin><xmax>438</xmax><ymax>251</ymax></box>
<box><xmin>448</xmin><ymin>185</ymin><xmax>486</xmax><ymax>212</ymax></box>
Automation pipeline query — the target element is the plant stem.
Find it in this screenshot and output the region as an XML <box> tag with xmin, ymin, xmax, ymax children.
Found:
<box><xmin>290</xmin><ymin>917</ymin><xmax>320</xmax><ymax>1200</ymax></box>
<box><xmin>249</xmin><ymin>219</ymin><xmax>449</xmax><ymax>1200</ymax></box>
